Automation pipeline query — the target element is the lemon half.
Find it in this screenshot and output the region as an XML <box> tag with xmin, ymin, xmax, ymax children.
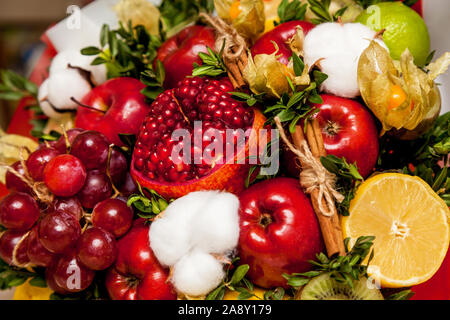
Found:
<box><xmin>342</xmin><ymin>173</ymin><xmax>449</xmax><ymax>288</ymax></box>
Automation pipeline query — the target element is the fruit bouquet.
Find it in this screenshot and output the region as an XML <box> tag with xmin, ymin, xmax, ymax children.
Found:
<box><xmin>0</xmin><ymin>0</ymin><xmax>449</xmax><ymax>301</ymax></box>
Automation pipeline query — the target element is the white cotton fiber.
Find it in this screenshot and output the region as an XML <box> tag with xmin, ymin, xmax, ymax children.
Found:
<box><xmin>47</xmin><ymin>69</ymin><xmax>92</xmax><ymax>111</ymax></box>
<box><xmin>149</xmin><ymin>191</ymin><xmax>215</xmax><ymax>267</ymax></box>
<box><xmin>303</xmin><ymin>22</ymin><xmax>388</xmax><ymax>98</ymax></box>
<box><xmin>190</xmin><ymin>191</ymin><xmax>240</xmax><ymax>254</ymax></box>
<box><xmin>171</xmin><ymin>249</ymin><xmax>225</xmax><ymax>297</ymax></box>
<box><xmin>50</xmin><ymin>50</ymin><xmax>107</xmax><ymax>86</ymax></box>
<box><xmin>38</xmin><ymin>79</ymin><xmax>64</xmax><ymax>119</ymax></box>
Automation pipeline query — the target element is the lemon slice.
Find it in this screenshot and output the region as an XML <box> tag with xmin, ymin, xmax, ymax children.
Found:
<box><xmin>342</xmin><ymin>173</ymin><xmax>450</xmax><ymax>288</ymax></box>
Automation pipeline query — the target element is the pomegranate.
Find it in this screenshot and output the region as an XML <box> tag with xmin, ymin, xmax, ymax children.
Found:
<box><xmin>131</xmin><ymin>77</ymin><xmax>268</xmax><ymax>199</ymax></box>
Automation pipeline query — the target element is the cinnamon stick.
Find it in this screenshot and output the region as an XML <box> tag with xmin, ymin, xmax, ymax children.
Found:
<box><xmin>291</xmin><ymin>120</ymin><xmax>346</xmax><ymax>257</ymax></box>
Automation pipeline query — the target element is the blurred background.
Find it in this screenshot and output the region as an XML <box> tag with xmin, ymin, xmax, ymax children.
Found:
<box><xmin>0</xmin><ymin>0</ymin><xmax>92</xmax><ymax>129</ymax></box>
<box><xmin>0</xmin><ymin>0</ymin><xmax>448</xmax><ymax>132</ymax></box>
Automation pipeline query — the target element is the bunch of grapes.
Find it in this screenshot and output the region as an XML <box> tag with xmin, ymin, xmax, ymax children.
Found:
<box><xmin>0</xmin><ymin>129</ymin><xmax>137</xmax><ymax>294</ymax></box>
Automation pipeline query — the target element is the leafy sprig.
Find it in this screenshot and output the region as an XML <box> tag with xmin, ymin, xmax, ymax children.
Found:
<box><xmin>206</xmin><ymin>260</ymin><xmax>253</xmax><ymax>300</ymax></box>
<box><xmin>206</xmin><ymin>258</ymin><xmax>286</xmax><ymax>300</ymax></box>
<box><xmin>277</xmin><ymin>0</ymin><xmax>307</xmax><ymax>25</ymax></box>
<box><xmin>0</xmin><ymin>70</ymin><xmax>38</xmax><ymax>101</ymax></box>
<box><xmin>320</xmin><ymin>155</ymin><xmax>364</xmax><ymax>216</ymax></box>
<box><xmin>192</xmin><ymin>47</ymin><xmax>227</xmax><ymax>78</ymax></box>
<box><xmin>377</xmin><ymin>112</ymin><xmax>450</xmax><ymax>205</ymax></box>
<box><xmin>127</xmin><ymin>182</ymin><xmax>171</xmax><ymax>220</ymax></box>
<box><xmin>263</xmin><ymin>54</ymin><xmax>327</xmax><ymax>132</ymax></box>
<box><xmin>0</xmin><ymin>259</ymin><xmax>46</xmax><ymax>290</ymax></box>
<box><xmin>307</xmin><ymin>0</ymin><xmax>348</xmax><ymax>24</ymax></box>
<box><xmin>283</xmin><ymin>236</ymin><xmax>375</xmax><ymax>289</ymax></box>
<box><xmin>159</xmin><ymin>0</ymin><xmax>214</xmax><ymax>39</ymax></box>
<box><xmin>0</xmin><ymin>69</ymin><xmax>46</xmax><ymax>137</ymax></box>
<box><xmin>81</xmin><ymin>22</ymin><xmax>164</xmax><ymax>101</ymax></box>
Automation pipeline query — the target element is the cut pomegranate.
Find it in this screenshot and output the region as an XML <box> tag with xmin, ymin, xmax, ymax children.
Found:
<box><xmin>131</xmin><ymin>77</ymin><xmax>268</xmax><ymax>199</ymax></box>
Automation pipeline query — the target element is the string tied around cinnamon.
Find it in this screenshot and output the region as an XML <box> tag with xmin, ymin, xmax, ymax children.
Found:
<box><xmin>274</xmin><ymin>117</ymin><xmax>344</xmax><ymax>217</ymax></box>
<box><xmin>198</xmin><ymin>12</ymin><xmax>248</xmax><ymax>89</ymax></box>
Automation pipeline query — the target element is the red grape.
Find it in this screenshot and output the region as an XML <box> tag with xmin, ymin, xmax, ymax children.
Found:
<box><xmin>43</xmin><ymin>154</ymin><xmax>87</xmax><ymax>197</ymax></box>
<box><xmin>0</xmin><ymin>192</ymin><xmax>39</xmax><ymax>231</ymax></box>
<box><xmin>92</xmin><ymin>198</ymin><xmax>133</xmax><ymax>238</ymax></box>
<box><xmin>107</xmin><ymin>147</ymin><xmax>127</xmax><ymax>186</ymax></box>
<box><xmin>77</xmin><ymin>170</ymin><xmax>112</xmax><ymax>209</ymax></box>
<box><xmin>118</xmin><ymin>172</ymin><xmax>138</xmax><ymax>197</ymax></box>
<box><xmin>53</xmin><ymin>254</ymin><xmax>95</xmax><ymax>293</ymax></box>
<box><xmin>45</xmin><ymin>261</ymin><xmax>69</xmax><ymax>294</ymax></box>
<box><xmin>53</xmin><ymin>197</ymin><xmax>83</xmax><ymax>221</ymax></box>
<box><xmin>70</xmin><ymin>131</ymin><xmax>110</xmax><ymax>170</ymax></box>
<box><xmin>26</xmin><ymin>147</ymin><xmax>60</xmax><ymax>181</ymax></box>
<box><xmin>39</xmin><ymin>211</ymin><xmax>81</xmax><ymax>254</ymax></box>
<box><xmin>76</xmin><ymin>227</ymin><xmax>117</xmax><ymax>270</ymax></box>
<box><xmin>26</xmin><ymin>225</ymin><xmax>55</xmax><ymax>267</ymax></box>
<box><xmin>5</xmin><ymin>161</ymin><xmax>32</xmax><ymax>194</ymax></box>
<box><xmin>0</xmin><ymin>230</ymin><xmax>28</xmax><ymax>266</ymax></box>
<box><xmin>54</xmin><ymin>128</ymin><xmax>85</xmax><ymax>154</ymax></box>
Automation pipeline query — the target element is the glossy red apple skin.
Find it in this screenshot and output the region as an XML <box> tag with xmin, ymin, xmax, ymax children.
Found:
<box><xmin>251</xmin><ymin>20</ymin><xmax>315</xmax><ymax>65</ymax></box>
<box><xmin>105</xmin><ymin>220</ymin><xmax>176</xmax><ymax>300</ymax></box>
<box><xmin>238</xmin><ymin>178</ymin><xmax>324</xmax><ymax>289</ymax></box>
<box><xmin>75</xmin><ymin>78</ymin><xmax>151</xmax><ymax>146</ymax></box>
<box><xmin>316</xmin><ymin>95</ymin><xmax>379</xmax><ymax>178</ymax></box>
<box><xmin>156</xmin><ymin>25</ymin><xmax>216</xmax><ymax>89</ymax></box>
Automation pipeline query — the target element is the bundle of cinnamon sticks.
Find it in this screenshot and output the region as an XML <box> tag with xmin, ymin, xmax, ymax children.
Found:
<box><xmin>291</xmin><ymin>120</ymin><xmax>346</xmax><ymax>257</ymax></box>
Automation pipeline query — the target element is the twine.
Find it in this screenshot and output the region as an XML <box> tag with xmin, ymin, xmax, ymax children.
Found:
<box><xmin>198</xmin><ymin>12</ymin><xmax>247</xmax><ymax>61</ymax></box>
<box><xmin>274</xmin><ymin>117</ymin><xmax>344</xmax><ymax>217</ymax></box>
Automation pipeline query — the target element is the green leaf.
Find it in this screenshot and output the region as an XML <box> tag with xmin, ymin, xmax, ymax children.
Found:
<box><xmin>91</xmin><ymin>57</ymin><xmax>108</xmax><ymax>66</ymax></box>
<box><xmin>0</xmin><ymin>91</ymin><xmax>25</xmax><ymax>101</ymax></box>
<box><xmin>292</xmin><ymin>54</ymin><xmax>305</xmax><ymax>76</ymax></box>
<box><xmin>206</xmin><ymin>285</ymin><xmax>226</xmax><ymax>300</ymax></box>
<box><xmin>80</xmin><ymin>46</ymin><xmax>101</xmax><ymax>56</ymax></box>
<box><xmin>230</xmin><ymin>265</ymin><xmax>250</xmax><ymax>285</ymax></box>
<box><xmin>386</xmin><ymin>289</ymin><xmax>415</xmax><ymax>300</ymax></box>
<box><xmin>29</xmin><ymin>275</ymin><xmax>47</xmax><ymax>288</ymax></box>
<box><xmin>100</xmin><ymin>24</ymin><xmax>110</xmax><ymax>48</ymax></box>
<box><xmin>237</xmin><ymin>290</ymin><xmax>254</xmax><ymax>300</ymax></box>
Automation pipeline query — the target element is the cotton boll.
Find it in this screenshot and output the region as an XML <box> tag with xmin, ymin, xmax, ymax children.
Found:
<box><xmin>47</xmin><ymin>69</ymin><xmax>92</xmax><ymax>111</ymax></box>
<box><xmin>149</xmin><ymin>191</ymin><xmax>215</xmax><ymax>267</ymax></box>
<box><xmin>50</xmin><ymin>50</ymin><xmax>107</xmax><ymax>86</ymax></box>
<box><xmin>303</xmin><ymin>22</ymin><xmax>388</xmax><ymax>98</ymax></box>
<box><xmin>171</xmin><ymin>250</ymin><xmax>225</xmax><ymax>297</ymax></box>
<box><xmin>191</xmin><ymin>192</ymin><xmax>240</xmax><ymax>254</ymax></box>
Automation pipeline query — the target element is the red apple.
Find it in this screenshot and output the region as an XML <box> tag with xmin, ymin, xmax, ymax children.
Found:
<box><xmin>75</xmin><ymin>77</ymin><xmax>152</xmax><ymax>146</ymax></box>
<box><xmin>285</xmin><ymin>94</ymin><xmax>379</xmax><ymax>178</ymax></box>
<box><xmin>238</xmin><ymin>178</ymin><xmax>324</xmax><ymax>288</ymax></box>
<box><xmin>315</xmin><ymin>95</ymin><xmax>379</xmax><ymax>178</ymax></box>
<box><xmin>156</xmin><ymin>25</ymin><xmax>216</xmax><ymax>89</ymax></box>
<box><xmin>251</xmin><ymin>20</ymin><xmax>315</xmax><ymax>65</ymax></box>
<box><xmin>105</xmin><ymin>220</ymin><xmax>176</xmax><ymax>300</ymax></box>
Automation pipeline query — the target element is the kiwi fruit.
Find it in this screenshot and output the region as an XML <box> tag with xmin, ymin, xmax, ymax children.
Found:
<box><xmin>300</xmin><ymin>273</ymin><xmax>384</xmax><ymax>300</ymax></box>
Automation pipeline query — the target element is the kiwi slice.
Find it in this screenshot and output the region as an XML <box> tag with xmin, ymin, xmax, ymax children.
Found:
<box><xmin>300</xmin><ymin>273</ymin><xmax>384</xmax><ymax>300</ymax></box>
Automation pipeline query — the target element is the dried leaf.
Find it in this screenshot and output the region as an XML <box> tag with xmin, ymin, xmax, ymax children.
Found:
<box><xmin>358</xmin><ymin>41</ymin><xmax>447</xmax><ymax>136</ymax></box>
<box><xmin>426</xmin><ymin>52</ymin><xmax>450</xmax><ymax>81</ymax></box>
<box><xmin>114</xmin><ymin>0</ymin><xmax>161</xmax><ymax>36</ymax></box>
<box><xmin>244</xmin><ymin>50</ymin><xmax>292</xmax><ymax>98</ymax></box>
<box><xmin>287</xmin><ymin>26</ymin><xmax>306</xmax><ymax>57</ymax></box>
<box><xmin>215</xmin><ymin>0</ymin><xmax>266</xmax><ymax>40</ymax></box>
<box><xmin>0</xmin><ymin>131</ymin><xmax>38</xmax><ymax>183</ymax></box>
